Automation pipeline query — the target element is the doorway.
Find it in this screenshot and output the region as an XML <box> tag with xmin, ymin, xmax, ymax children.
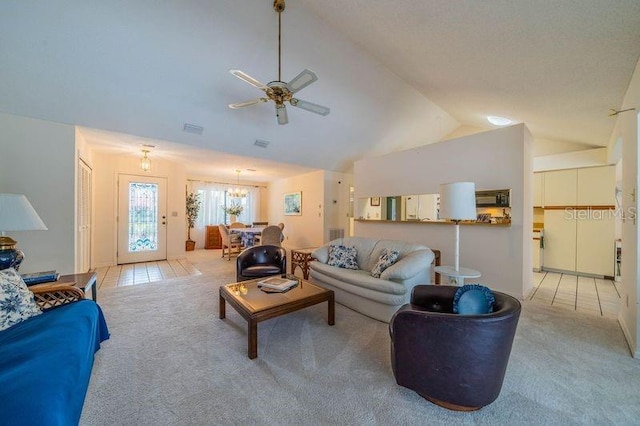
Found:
<box><xmin>117</xmin><ymin>174</ymin><xmax>168</xmax><ymax>264</ymax></box>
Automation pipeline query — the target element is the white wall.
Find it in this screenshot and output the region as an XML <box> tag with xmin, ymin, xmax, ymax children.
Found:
<box><xmin>354</xmin><ymin>124</ymin><xmax>533</xmax><ymax>299</ymax></box>
<box><xmin>267</xmin><ymin>170</ymin><xmax>326</xmax><ymax>249</ymax></box>
<box><xmin>323</xmin><ymin>171</ymin><xmax>353</xmax><ymax>241</ymax></box>
<box><xmin>265</xmin><ymin>170</ymin><xmax>353</xmax><ymax>248</ymax></box>
<box><xmin>0</xmin><ymin>112</ymin><xmax>76</xmax><ymax>274</ymax></box>
<box><xmin>608</xmin><ymin>56</ymin><xmax>640</xmax><ymax>357</ymax></box>
<box><xmin>92</xmin><ymin>151</ymin><xmax>187</xmax><ymax>267</ymax></box>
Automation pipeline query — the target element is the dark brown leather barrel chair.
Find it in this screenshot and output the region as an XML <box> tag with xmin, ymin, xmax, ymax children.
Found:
<box><xmin>236</xmin><ymin>245</ymin><xmax>287</xmax><ymax>282</ymax></box>
<box><xmin>389</xmin><ymin>285</ymin><xmax>521</xmax><ymax>411</ymax></box>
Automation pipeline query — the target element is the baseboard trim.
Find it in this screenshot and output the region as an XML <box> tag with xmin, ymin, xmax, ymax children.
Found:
<box><xmin>617</xmin><ymin>314</ymin><xmax>638</xmax><ymax>358</ymax></box>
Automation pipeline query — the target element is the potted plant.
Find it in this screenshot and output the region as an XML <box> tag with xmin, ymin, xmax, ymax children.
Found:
<box><xmin>221</xmin><ymin>202</ymin><xmax>243</xmax><ymax>224</ymax></box>
<box><xmin>185</xmin><ymin>191</ymin><xmax>201</xmax><ymax>251</ymax></box>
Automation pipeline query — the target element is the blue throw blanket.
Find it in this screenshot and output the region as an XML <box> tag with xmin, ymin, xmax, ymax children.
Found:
<box><xmin>0</xmin><ymin>300</ymin><xmax>109</xmax><ymax>425</ymax></box>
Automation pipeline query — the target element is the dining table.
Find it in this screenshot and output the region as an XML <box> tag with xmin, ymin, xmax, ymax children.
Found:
<box><xmin>230</xmin><ymin>227</ymin><xmax>263</xmax><ymax>247</ymax></box>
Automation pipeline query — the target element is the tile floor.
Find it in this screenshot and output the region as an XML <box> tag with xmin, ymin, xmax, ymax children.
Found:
<box><xmin>93</xmin><ymin>258</ymin><xmax>201</xmax><ymax>289</ymax></box>
<box><xmin>529</xmin><ymin>271</ymin><xmax>620</xmax><ymax>318</ymax></box>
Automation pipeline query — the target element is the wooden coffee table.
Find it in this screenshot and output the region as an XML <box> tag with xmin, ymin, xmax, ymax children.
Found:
<box><xmin>219</xmin><ymin>276</ymin><xmax>335</xmax><ymax>359</ymax></box>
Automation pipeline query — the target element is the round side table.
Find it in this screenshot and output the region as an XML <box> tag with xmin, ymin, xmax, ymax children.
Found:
<box><xmin>434</xmin><ymin>266</ymin><xmax>481</xmax><ymax>286</ymax></box>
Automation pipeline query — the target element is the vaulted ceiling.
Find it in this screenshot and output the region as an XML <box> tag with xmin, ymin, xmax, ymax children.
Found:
<box><xmin>1</xmin><ymin>1</ymin><xmax>639</xmax><ymax>181</ymax></box>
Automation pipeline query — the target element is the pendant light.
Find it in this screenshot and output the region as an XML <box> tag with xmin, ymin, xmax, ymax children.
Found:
<box><xmin>228</xmin><ymin>169</ymin><xmax>248</xmax><ymax>198</ymax></box>
<box><xmin>140</xmin><ymin>150</ymin><xmax>151</xmax><ymax>172</ymax></box>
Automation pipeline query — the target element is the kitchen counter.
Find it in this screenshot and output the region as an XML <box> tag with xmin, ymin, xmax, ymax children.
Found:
<box><xmin>354</xmin><ymin>219</ymin><xmax>511</xmax><ymax>227</ymax></box>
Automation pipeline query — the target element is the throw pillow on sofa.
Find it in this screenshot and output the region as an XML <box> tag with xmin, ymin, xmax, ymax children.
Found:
<box><xmin>370</xmin><ymin>249</ymin><xmax>400</xmax><ymax>278</ymax></box>
<box><xmin>0</xmin><ymin>268</ymin><xmax>42</xmax><ymax>331</ymax></box>
<box><xmin>327</xmin><ymin>245</ymin><xmax>359</xmax><ymax>270</ymax></box>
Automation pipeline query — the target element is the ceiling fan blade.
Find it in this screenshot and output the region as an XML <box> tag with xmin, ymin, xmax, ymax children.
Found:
<box><xmin>275</xmin><ymin>104</ymin><xmax>288</xmax><ymax>125</ymax></box>
<box><xmin>228</xmin><ymin>98</ymin><xmax>269</xmax><ymax>109</ymax></box>
<box><xmin>286</xmin><ymin>69</ymin><xmax>318</xmax><ymax>94</ymax></box>
<box><xmin>290</xmin><ymin>98</ymin><xmax>330</xmax><ymax>116</ymax></box>
<box><xmin>229</xmin><ymin>69</ymin><xmax>269</xmax><ymax>90</ymax></box>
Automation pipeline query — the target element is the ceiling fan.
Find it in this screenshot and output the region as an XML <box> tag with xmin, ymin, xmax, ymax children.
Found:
<box><xmin>228</xmin><ymin>0</ymin><xmax>330</xmax><ymax>125</ymax></box>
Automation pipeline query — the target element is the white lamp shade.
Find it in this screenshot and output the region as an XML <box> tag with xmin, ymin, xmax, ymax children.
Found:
<box><xmin>439</xmin><ymin>182</ymin><xmax>477</xmax><ymax>220</ymax></box>
<box><xmin>0</xmin><ymin>194</ymin><xmax>48</xmax><ymax>232</ymax></box>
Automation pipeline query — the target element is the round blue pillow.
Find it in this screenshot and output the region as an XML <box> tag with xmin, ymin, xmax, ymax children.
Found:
<box><xmin>453</xmin><ymin>284</ymin><xmax>495</xmax><ymax>314</ymax></box>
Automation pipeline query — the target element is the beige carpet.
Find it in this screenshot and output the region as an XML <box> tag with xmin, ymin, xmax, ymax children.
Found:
<box><xmin>80</xmin><ymin>254</ymin><xmax>640</xmax><ymax>425</ymax></box>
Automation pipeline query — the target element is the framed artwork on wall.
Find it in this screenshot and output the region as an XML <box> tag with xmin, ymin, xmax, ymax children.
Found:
<box><xmin>284</xmin><ymin>191</ymin><xmax>302</xmax><ymax>215</ymax></box>
<box><xmin>370</xmin><ymin>196</ymin><xmax>381</xmax><ymax>206</ymax></box>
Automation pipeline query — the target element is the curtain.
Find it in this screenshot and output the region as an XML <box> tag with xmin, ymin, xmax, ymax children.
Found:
<box><xmin>188</xmin><ymin>181</ymin><xmax>259</xmax><ymax>248</ymax></box>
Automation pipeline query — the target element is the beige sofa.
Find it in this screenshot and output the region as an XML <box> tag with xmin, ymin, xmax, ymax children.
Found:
<box><xmin>309</xmin><ymin>237</ymin><xmax>437</xmax><ymax>322</ymax></box>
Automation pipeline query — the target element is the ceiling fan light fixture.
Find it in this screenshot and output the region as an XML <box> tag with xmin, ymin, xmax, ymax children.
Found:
<box><xmin>487</xmin><ymin>115</ymin><xmax>513</xmax><ymax>126</ymax></box>
<box><xmin>227</xmin><ymin>0</ymin><xmax>329</xmax><ymax>124</ymax></box>
<box><xmin>276</xmin><ymin>104</ymin><xmax>288</xmax><ymax>125</ymax></box>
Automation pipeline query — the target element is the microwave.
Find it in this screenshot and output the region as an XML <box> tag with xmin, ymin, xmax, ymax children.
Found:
<box><xmin>476</xmin><ymin>189</ymin><xmax>510</xmax><ymax>207</ymax></box>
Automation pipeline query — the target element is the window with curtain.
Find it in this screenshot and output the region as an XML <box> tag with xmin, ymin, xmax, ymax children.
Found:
<box><xmin>189</xmin><ymin>181</ymin><xmax>260</xmax><ymax>248</ymax></box>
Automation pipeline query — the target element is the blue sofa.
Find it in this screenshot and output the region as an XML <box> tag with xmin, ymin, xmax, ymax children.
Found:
<box><xmin>0</xmin><ymin>299</ymin><xmax>109</xmax><ymax>425</ymax></box>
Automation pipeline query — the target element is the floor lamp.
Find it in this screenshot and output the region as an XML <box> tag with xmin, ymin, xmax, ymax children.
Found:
<box><xmin>439</xmin><ymin>182</ymin><xmax>477</xmax><ymax>272</ymax></box>
<box><xmin>0</xmin><ymin>194</ymin><xmax>48</xmax><ymax>271</ymax></box>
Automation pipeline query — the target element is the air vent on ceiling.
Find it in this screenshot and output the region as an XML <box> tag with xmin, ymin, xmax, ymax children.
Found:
<box><xmin>254</xmin><ymin>139</ymin><xmax>270</xmax><ymax>148</ymax></box>
<box><xmin>183</xmin><ymin>123</ymin><xmax>204</xmax><ymax>135</ymax></box>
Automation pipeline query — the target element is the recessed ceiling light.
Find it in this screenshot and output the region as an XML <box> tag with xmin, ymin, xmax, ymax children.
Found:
<box><xmin>487</xmin><ymin>116</ymin><xmax>513</xmax><ymax>126</ymax></box>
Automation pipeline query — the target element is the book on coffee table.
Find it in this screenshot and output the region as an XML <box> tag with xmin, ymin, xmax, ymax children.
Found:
<box><xmin>257</xmin><ymin>276</ymin><xmax>298</xmax><ymax>292</ymax></box>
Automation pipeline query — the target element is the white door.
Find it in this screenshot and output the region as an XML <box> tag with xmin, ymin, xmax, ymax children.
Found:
<box><xmin>117</xmin><ymin>174</ymin><xmax>168</xmax><ymax>264</ymax></box>
<box><xmin>77</xmin><ymin>160</ymin><xmax>92</xmax><ymax>272</ymax></box>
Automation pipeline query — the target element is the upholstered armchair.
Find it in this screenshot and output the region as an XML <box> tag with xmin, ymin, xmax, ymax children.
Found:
<box><xmin>389</xmin><ymin>285</ymin><xmax>521</xmax><ymax>411</ymax></box>
<box><xmin>236</xmin><ymin>245</ymin><xmax>287</xmax><ymax>282</ymax></box>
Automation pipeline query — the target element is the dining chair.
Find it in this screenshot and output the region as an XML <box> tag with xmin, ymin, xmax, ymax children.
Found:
<box><xmin>218</xmin><ymin>224</ymin><xmax>243</xmax><ymax>260</ymax></box>
<box><xmin>257</xmin><ymin>225</ymin><xmax>283</xmax><ymax>247</ymax></box>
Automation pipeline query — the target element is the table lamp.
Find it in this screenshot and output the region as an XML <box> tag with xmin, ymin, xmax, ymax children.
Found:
<box><xmin>0</xmin><ymin>194</ymin><xmax>48</xmax><ymax>271</ymax></box>
<box><xmin>439</xmin><ymin>182</ymin><xmax>476</xmax><ymax>272</ymax></box>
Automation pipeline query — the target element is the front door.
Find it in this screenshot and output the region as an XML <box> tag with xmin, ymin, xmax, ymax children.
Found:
<box><xmin>117</xmin><ymin>174</ymin><xmax>167</xmax><ymax>264</ymax></box>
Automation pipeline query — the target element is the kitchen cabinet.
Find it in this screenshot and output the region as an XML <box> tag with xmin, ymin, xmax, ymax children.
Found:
<box><xmin>537</xmin><ymin>166</ymin><xmax>615</xmax><ymax>207</ymax></box>
<box><xmin>533</xmin><ymin>173</ymin><xmax>544</xmax><ymax>207</ymax></box>
<box><xmin>576</xmin><ymin>212</ymin><xmax>615</xmax><ymax>276</ymax></box>
<box><xmin>577</xmin><ymin>166</ymin><xmax>615</xmax><ymax>206</ymax></box>
<box><xmin>543</xmin><ymin>210</ymin><xmax>576</xmax><ymax>271</ymax></box>
<box><xmin>543</xmin><ymin>209</ymin><xmax>615</xmax><ymax>276</ymax></box>
<box><xmin>543</xmin><ymin>169</ymin><xmax>577</xmax><ymax>206</ymax></box>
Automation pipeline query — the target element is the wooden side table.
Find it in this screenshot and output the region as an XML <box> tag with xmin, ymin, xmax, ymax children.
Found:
<box><xmin>57</xmin><ymin>272</ymin><xmax>98</xmax><ymax>301</ymax></box>
<box><xmin>291</xmin><ymin>247</ymin><xmax>317</xmax><ymax>280</ymax></box>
